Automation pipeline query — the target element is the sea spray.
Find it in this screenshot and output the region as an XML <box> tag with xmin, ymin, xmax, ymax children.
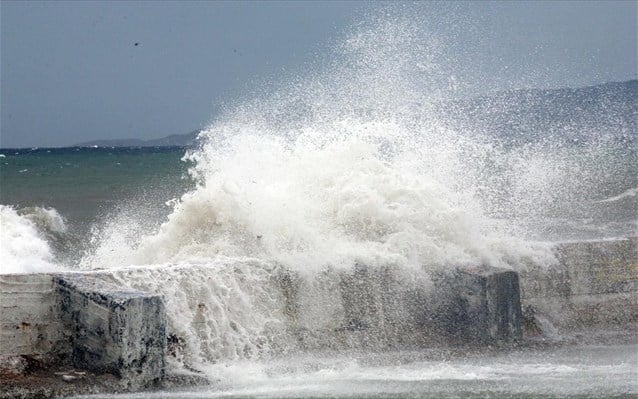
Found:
<box><xmin>0</xmin><ymin>7</ymin><xmax>633</xmax><ymax>397</ymax></box>
<box><xmin>127</xmin><ymin>132</ymin><xmax>554</xmax><ymax>270</ymax></box>
<box><xmin>99</xmin><ymin>259</ymin><xmax>440</xmax><ymax>370</ymax></box>
<box><xmin>104</xmin><ymin>260</ymin><xmax>286</xmax><ymax>367</ymax></box>
<box><xmin>74</xmin><ymin>14</ymin><xmax>567</xmax><ymax>370</ymax></box>
<box><xmin>84</xmin><ymin>15</ymin><xmax>556</xmax><ymax>271</ymax></box>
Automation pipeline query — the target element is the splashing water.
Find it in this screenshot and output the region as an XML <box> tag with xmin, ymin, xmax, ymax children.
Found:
<box><xmin>84</xmin><ymin>16</ymin><xmax>557</xmax><ymax>272</ymax></box>
<box><xmin>67</xmin><ymin>15</ymin><xmax>579</xmax><ymax>372</ymax></box>
<box><xmin>0</xmin><ymin>205</ymin><xmax>65</xmax><ymax>274</ymax></box>
<box><xmin>6</xmin><ymin>11</ymin><xmax>635</xmax><ymax>382</ymax></box>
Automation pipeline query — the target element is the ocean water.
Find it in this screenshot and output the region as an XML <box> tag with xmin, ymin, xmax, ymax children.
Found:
<box><xmin>0</xmin><ymin>146</ymin><xmax>191</xmax><ymax>230</ymax></box>
<box><xmin>0</xmin><ymin>147</ymin><xmax>193</xmax><ymax>271</ymax></box>
<box><xmin>1</xmin><ymin>10</ymin><xmax>637</xmax><ymax>398</ymax></box>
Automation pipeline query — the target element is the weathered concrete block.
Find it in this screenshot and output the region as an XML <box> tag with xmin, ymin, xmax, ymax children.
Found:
<box><xmin>0</xmin><ymin>274</ymin><xmax>68</xmax><ymax>359</ymax></box>
<box><xmin>336</xmin><ymin>265</ymin><xmax>427</xmax><ymax>348</ymax></box>
<box><xmin>521</xmin><ymin>237</ymin><xmax>638</xmax><ymax>331</ymax></box>
<box><xmin>275</xmin><ymin>263</ymin><xmax>522</xmax><ymax>349</ymax></box>
<box><xmin>434</xmin><ymin>266</ymin><xmax>522</xmax><ymax>344</ymax></box>
<box><xmin>557</xmin><ymin>238</ymin><xmax>638</xmax><ymax>296</ymax></box>
<box><xmin>55</xmin><ymin>275</ymin><xmax>166</xmax><ymax>388</ymax></box>
<box><xmin>274</xmin><ymin>265</ymin><xmax>434</xmax><ymax>350</ymax></box>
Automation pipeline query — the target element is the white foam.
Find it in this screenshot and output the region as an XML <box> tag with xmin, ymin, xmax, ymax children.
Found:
<box><xmin>119</xmin><ymin>132</ymin><xmax>554</xmax><ymax>273</ymax></box>
<box><xmin>0</xmin><ymin>205</ymin><xmax>62</xmax><ymax>274</ymax></box>
<box><xmin>597</xmin><ymin>187</ymin><xmax>638</xmax><ymax>203</ymax></box>
<box><xmin>75</xmin><ymin>15</ymin><xmax>566</xmax><ymax>369</ymax></box>
<box><xmin>80</xmin><ymin>345</ymin><xmax>637</xmax><ymax>398</ymax></box>
<box><xmin>103</xmin><ymin>259</ymin><xmax>287</xmax><ymax>367</ymax></box>
<box><xmin>85</xmin><ymin>24</ymin><xmax>558</xmax><ymax>270</ymax></box>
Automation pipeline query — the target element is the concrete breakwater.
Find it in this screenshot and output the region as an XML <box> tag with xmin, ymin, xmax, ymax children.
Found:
<box><xmin>1</xmin><ymin>238</ymin><xmax>636</xmax><ymax>396</ymax></box>
<box><xmin>522</xmin><ymin>237</ymin><xmax>638</xmax><ymax>333</ymax></box>
<box><xmin>0</xmin><ymin>274</ymin><xmax>167</xmax><ymax>397</ymax></box>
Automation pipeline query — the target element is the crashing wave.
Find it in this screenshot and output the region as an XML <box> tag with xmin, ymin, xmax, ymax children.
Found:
<box><xmin>0</xmin><ymin>205</ymin><xmax>66</xmax><ymax>274</ymax></box>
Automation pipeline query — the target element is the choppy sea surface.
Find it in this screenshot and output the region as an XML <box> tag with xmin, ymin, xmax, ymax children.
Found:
<box><xmin>0</xmin><ymin>146</ymin><xmax>191</xmax><ymax>232</ymax></box>
<box><xmin>0</xmin><ymin>146</ymin><xmax>194</xmax><ymax>272</ymax></box>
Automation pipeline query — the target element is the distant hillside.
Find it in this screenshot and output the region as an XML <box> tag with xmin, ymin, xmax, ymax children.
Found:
<box><xmin>74</xmin><ymin>130</ymin><xmax>201</xmax><ymax>148</ymax></box>
<box><xmin>73</xmin><ymin>80</ymin><xmax>637</xmax><ymax>148</ymax></box>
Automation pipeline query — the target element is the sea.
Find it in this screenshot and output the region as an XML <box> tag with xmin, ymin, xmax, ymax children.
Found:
<box><xmin>1</xmin><ymin>13</ymin><xmax>637</xmax><ymax>399</ymax></box>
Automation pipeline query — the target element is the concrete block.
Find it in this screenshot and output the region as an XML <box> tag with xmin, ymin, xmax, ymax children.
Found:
<box><xmin>557</xmin><ymin>238</ymin><xmax>638</xmax><ymax>296</ymax></box>
<box><xmin>275</xmin><ymin>265</ymin><xmax>434</xmax><ymax>350</ymax></box>
<box><xmin>336</xmin><ymin>265</ymin><xmax>429</xmax><ymax>348</ymax></box>
<box><xmin>0</xmin><ymin>274</ymin><xmax>67</xmax><ymax>358</ymax></box>
<box><xmin>276</xmin><ymin>264</ymin><xmax>522</xmax><ymax>349</ymax></box>
<box><xmin>433</xmin><ymin>266</ymin><xmax>523</xmax><ymax>344</ymax></box>
<box><xmin>521</xmin><ymin>237</ymin><xmax>638</xmax><ymax>331</ymax></box>
<box><xmin>55</xmin><ymin>275</ymin><xmax>166</xmax><ymax>388</ymax></box>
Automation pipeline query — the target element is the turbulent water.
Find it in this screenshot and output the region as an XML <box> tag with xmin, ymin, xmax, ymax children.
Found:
<box><xmin>75</xmin><ymin>344</ymin><xmax>637</xmax><ymax>399</ymax></box>
<box><xmin>1</xmin><ymin>10</ymin><xmax>637</xmax><ymax>398</ymax></box>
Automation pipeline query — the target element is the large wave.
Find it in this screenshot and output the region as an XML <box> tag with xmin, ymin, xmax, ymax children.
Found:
<box><xmin>83</xmin><ymin>16</ymin><xmax>557</xmax><ymax>272</ymax></box>
<box><xmin>68</xmin><ymin>16</ymin><xmax>569</xmax><ymax>369</ymax></box>
<box><xmin>52</xmin><ymin>11</ymin><xmax>635</xmax><ymax>371</ymax></box>
<box><xmin>0</xmin><ymin>205</ymin><xmax>66</xmax><ymax>274</ymax></box>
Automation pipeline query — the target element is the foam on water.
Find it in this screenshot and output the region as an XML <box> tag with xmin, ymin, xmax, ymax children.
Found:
<box><xmin>99</xmin><ymin>257</ymin><xmax>440</xmax><ymax>372</ymax></box>
<box><xmin>105</xmin><ymin>260</ymin><xmax>286</xmax><ymax>367</ymax></box>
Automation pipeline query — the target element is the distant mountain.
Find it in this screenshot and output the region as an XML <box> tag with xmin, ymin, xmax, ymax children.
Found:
<box><xmin>447</xmin><ymin>80</ymin><xmax>637</xmax><ymax>145</ymax></box>
<box><xmin>74</xmin><ymin>130</ymin><xmax>201</xmax><ymax>148</ymax></box>
<box><xmin>73</xmin><ymin>80</ymin><xmax>637</xmax><ymax>148</ymax></box>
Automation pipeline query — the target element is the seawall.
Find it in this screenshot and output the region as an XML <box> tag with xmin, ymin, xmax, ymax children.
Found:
<box><xmin>1</xmin><ymin>237</ymin><xmax>636</xmax><ymax>396</ymax></box>
<box><xmin>522</xmin><ymin>237</ymin><xmax>638</xmax><ymax>334</ymax></box>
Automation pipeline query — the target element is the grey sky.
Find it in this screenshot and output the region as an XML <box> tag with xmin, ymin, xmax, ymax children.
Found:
<box><xmin>1</xmin><ymin>1</ymin><xmax>636</xmax><ymax>148</ymax></box>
